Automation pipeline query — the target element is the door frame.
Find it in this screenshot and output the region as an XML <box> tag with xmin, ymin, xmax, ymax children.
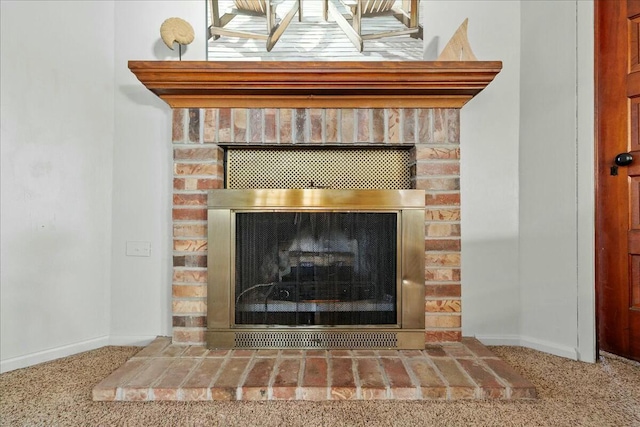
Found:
<box><xmin>576</xmin><ymin>0</ymin><xmax>597</xmax><ymax>363</ymax></box>
<box><xmin>594</xmin><ymin>0</ymin><xmax>640</xmax><ymax>361</ymax></box>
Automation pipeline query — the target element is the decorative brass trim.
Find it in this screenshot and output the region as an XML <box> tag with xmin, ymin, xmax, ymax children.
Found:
<box><xmin>207</xmin><ymin>189</ymin><xmax>424</xmax><ymax>209</ymax></box>
<box><xmin>207</xmin><ymin>209</ymin><xmax>231</xmax><ymax>329</ymax></box>
<box><xmin>205</xmin><ymin>329</ymin><xmax>426</xmax><ymax>349</ymax></box>
<box><xmin>401</xmin><ymin>209</ymin><xmax>426</xmax><ymax>329</ymax></box>
<box><xmin>207</xmin><ymin>189</ymin><xmax>425</xmax><ymax>349</ymax></box>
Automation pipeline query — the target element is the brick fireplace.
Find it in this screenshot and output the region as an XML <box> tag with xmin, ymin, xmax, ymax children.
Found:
<box><xmin>129</xmin><ymin>60</ymin><xmax>501</xmax><ymax>348</ymax></box>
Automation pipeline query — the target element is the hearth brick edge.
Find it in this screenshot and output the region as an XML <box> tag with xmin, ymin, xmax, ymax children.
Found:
<box><xmin>172</xmin><ymin>108</ymin><xmax>462</xmax><ymax>346</ymax></box>
<box><xmin>92</xmin><ymin>337</ymin><xmax>537</xmax><ymax>401</ymax></box>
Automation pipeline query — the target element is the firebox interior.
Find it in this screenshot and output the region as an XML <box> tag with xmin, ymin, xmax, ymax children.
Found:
<box><xmin>234</xmin><ymin>211</ymin><xmax>398</xmax><ymax>326</ymax></box>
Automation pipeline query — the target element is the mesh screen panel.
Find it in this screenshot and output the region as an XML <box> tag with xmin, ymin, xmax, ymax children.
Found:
<box><xmin>226</xmin><ymin>149</ymin><xmax>411</xmax><ymax>189</ymax></box>
<box><xmin>235</xmin><ymin>212</ymin><xmax>398</xmax><ymax>327</ymax></box>
<box><xmin>234</xmin><ymin>331</ymin><xmax>399</xmax><ymax>349</ymax></box>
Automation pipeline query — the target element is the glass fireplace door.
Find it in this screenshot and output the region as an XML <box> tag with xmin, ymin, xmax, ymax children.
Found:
<box><xmin>234</xmin><ymin>212</ymin><xmax>398</xmax><ymax>327</ymax></box>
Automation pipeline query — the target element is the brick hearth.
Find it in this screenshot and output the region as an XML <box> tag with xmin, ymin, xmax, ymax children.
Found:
<box><xmin>93</xmin><ymin>337</ymin><xmax>536</xmax><ymax>401</ymax></box>
<box><xmin>172</xmin><ymin>107</ymin><xmax>462</xmax><ymax>346</ymax></box>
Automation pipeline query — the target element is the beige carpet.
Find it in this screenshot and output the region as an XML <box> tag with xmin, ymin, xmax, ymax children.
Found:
<box><xmin>1</xmin><ymin>345</ymin><xmax>639</xmax><ymax>426</ymax></box>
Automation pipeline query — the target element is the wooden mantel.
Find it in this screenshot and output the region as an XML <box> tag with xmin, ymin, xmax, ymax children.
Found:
<box><xmin>128</xmin><ymin>61</ymin><xmax>502</xmax><ymax>109</ymax></box>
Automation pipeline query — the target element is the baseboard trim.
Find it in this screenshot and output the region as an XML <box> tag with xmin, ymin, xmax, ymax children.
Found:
<box><xmin>108</xmin><ymin>335</ymin><xmax>158</xmax><ymax>346</ymax></box>
<box><xmin>474</xmin><ymin>334</ymin><xmax>579</xmax><ymax>361</ymax></box>
<box><xmin>1</xmin><ymin>336</ymin><xmax>110</xmax><ymax>373</ymax></box>
<box><xmin>0</xmin><ymin>333</ymin><xmax>587</xmax><ymax>373</ymax></box>
<box><xmin>473</xmin><ymin>334</ymin><xmax>522</xmax><ymax>347</ymax></box>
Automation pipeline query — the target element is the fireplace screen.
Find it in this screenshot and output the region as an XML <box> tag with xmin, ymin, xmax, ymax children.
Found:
<box><xmin>234</xmin><ymin>212</ymin><xmax>398</xmax><ymax>326</ymax></box>
<box><xmin>207</xmin><ymin>189</ymin><xmax>426</xmax><ymax>349</ymax></box>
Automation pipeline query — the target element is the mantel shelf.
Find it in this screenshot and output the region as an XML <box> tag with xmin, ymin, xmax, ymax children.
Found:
<box><xmin>128</xmin><ymin>60</ymin><xmax>502</xmax><ymax>109</ymax></box>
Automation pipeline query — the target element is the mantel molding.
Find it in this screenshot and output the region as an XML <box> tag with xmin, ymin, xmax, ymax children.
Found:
<box><xmin>128</xmin><ymin>61</ymin><xmax>502</xmax><ymax>109</ymax></box>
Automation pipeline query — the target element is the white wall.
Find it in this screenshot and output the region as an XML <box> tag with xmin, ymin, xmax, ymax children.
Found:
<box><xmin>0</xmin><ymin>0</ymin><xmax>596</xmax><ymax>371</ymax></box>
<box><xmin>0</xmin><ymin>1</ymin><xmax>115</xmax><ymax>372</ymax></box>
<box><xmin>518</xmin><ymin>0</ymin><xmax>595</xmax><ymax>361</ymax></box>
<box><xmin>424</xmin><ymin>0</ymin><xmax>594</xmax><ymax>361</ymax></box>
<box><xmin>110</xmin><ymin>1</ymin><xmax>207</xmax><ymax>344</ymax></box>
<box><xmin>423</xmin><ymin>1</ymin><xmax>523</xmax><ymax>341</ymax></box>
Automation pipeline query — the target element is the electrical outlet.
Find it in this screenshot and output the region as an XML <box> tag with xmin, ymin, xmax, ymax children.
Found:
<box><xmin>126</xmin><ymin>241</ymin><xmax>151</xmax><ymax>257</ymax></box>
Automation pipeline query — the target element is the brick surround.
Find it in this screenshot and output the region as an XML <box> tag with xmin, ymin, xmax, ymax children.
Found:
<box><xmin>172</xmin><ymin>108</ymin><xmax>462</xmax><ymax>346</ymax></box>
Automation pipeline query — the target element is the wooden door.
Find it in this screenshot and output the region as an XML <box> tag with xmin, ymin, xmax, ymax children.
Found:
<box><xmin>596</xmin><ymin>0</ymin><xmax>640</xmax><ymax>362</ymax></box>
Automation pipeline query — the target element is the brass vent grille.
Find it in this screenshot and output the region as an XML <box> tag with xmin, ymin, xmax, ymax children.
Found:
<box><xmin>234</xmin><ymin>331</ymin><xmax>399</xmax><ymax>348</ymax></box>
<box><xmin>226</xmin><ymin>149</ymin><xmax>411</xmax><ymax>189</ymax></box>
